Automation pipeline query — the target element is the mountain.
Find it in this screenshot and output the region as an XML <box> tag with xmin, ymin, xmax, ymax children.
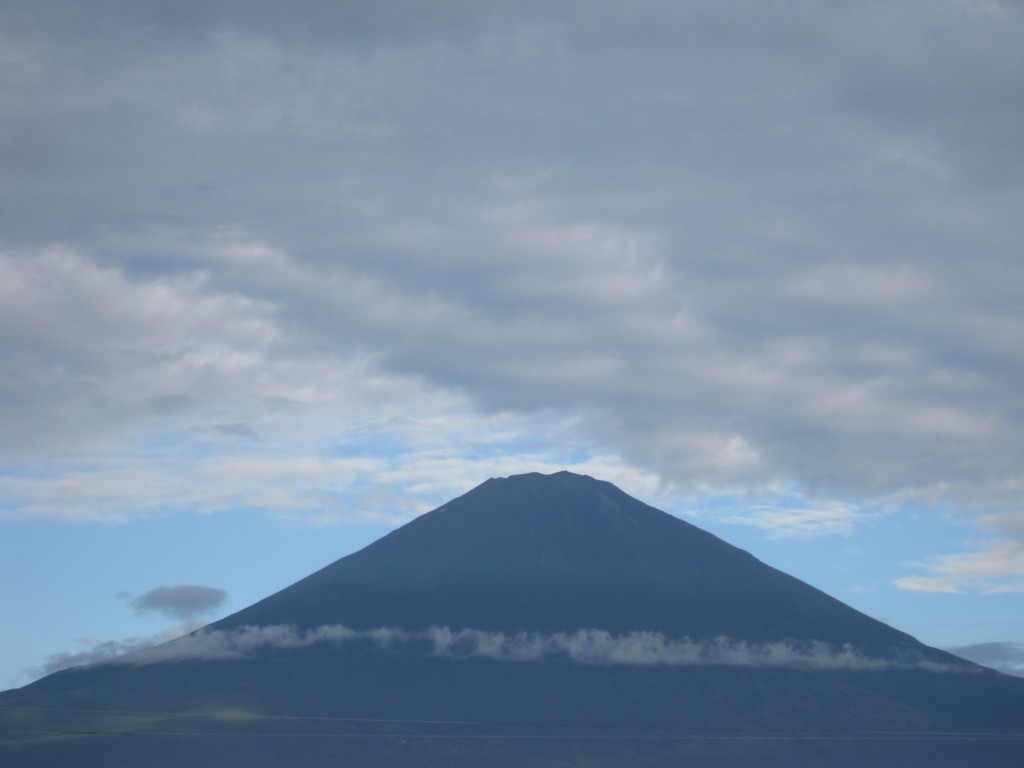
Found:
<box><xmin>2</xmin><ymin>471</ymin><xmax>1023</xmax><ymax>767</ymax></box>
<box><xmin>217</xmin><ymin>471</ymin><xmax>945</xmax><ymax>655</ymax></box>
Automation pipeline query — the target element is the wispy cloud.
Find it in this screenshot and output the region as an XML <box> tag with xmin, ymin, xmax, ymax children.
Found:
<box><xmin>894</xmin><ymin>540</ymin><xmax>1024</xmax><ymax>594</ymax></box>
<box><xmin>34</xmin><ymin>625</ymin><xmax>196</xmax><ymax>677</ymax></box>
<box><xmin>0</xmin><ymin>443</ymin><xmax>659</xmax><ymax>527</ymax></box>
<box><xmin>41</xmin><ymin>624</ymin><xmax>957</xmax><ymax>674</ymax></box>
<box><xmin>715</xmin><ymin>500</ymin><xmax>862</xmax><ymax>539</ymax></box>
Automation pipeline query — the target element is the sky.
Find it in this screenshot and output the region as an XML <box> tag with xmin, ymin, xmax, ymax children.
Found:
<box><xmin>2</xmin><ymin>0</ymin><xmax>1023</xmax><ymax>688</ymax></box>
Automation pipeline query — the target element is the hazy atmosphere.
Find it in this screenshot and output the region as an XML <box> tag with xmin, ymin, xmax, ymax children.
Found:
<box><xmin>2</xmin><ymin>1</ymin><xmax>1023</xmax><ymax>687</ymax></box>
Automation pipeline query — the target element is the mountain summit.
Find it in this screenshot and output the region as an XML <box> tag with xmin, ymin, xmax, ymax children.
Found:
<box><xmin>3</xmin><ymin>472</ymin><xmax>1023</xmax><ymax>767</ymax></box>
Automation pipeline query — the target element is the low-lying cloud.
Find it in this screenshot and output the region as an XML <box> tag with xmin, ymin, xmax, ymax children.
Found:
<box><xmin>44</xmin><ymin>625</ymin><xmax>958</xmax><ymax>674</ymax></box>
<box><xmin>37</xmin><ymin>625</ymin><xmax>195</xmax><ymax>677</ymax></box>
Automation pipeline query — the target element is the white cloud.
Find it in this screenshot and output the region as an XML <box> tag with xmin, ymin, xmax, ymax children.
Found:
<box><xmin>35</xmin><ymin>624</ymin><xmax>196</xmax><ymax>677</ymax></box>
<box><xmin>718</xmin><ymin>500</ymin><xmax>862</xmax><ymax>539</ymax></box>
<box><xmin>0</xmin><ymin>403</ymin><xmax>657</xmax><ymax>526</ymax></box>
<box><xmin>895</xmin><ymin>540</ymin><xmax>1024</xmax><ymax>594</ymax></box>
<box><xmin>43</xmin><ymin>624</ymin><xmax>957</xmax><ymax>674</ymax></box>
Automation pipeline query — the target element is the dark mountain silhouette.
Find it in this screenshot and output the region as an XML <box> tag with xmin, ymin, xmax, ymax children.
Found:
<box><xmin>3</xmin><ymin>471</ymin><xmax>1023</xmax><ymax>767</ymax></box>
<box><xmin>218</xmin><ymin>471</ymin><xmax>947</xmax><ymax>656</ymax></box>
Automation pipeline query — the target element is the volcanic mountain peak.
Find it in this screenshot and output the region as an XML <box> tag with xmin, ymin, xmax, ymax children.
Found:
<box><xmin>214</xmin><ymin>472</ymin><xmax>942</xmax><ymax>661</ymax></box>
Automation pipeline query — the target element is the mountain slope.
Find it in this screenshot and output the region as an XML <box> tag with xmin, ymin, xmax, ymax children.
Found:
<box><xmin>217</xmin><ymin>471</ymin><xmax>949</xmax><ymax>659</ymax></box>
<box><xmin>2</xmin><ymin>471</ymin><xmax>1022</xmax><ymax>767</ymax></box>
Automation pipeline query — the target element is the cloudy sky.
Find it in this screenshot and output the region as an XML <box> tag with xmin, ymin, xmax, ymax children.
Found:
<box><xmin>2</xmin><ymin>0</ymin><xmax>1023</xmax><ymax>687</ymax></box>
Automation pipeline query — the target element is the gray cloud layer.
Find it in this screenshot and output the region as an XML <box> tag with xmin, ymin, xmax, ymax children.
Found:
<box><xmin>120</xmin><ymin>585</ymin><xmax>229</xmax><ymax>621</ymax></box>
<box><xmin>1</xmin><ymin>2</ymin><xmax>1023</xmax><ymax>586</ymax></box>
<box><xmin>43</xmin><ymin>624</ymin><xmax>957</xmax><ymax>674</ymax></box>
<box><xmin>947</xmin><ymin>641</ymin><xmax>1024</xmax><ymax>678</ymax></box>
